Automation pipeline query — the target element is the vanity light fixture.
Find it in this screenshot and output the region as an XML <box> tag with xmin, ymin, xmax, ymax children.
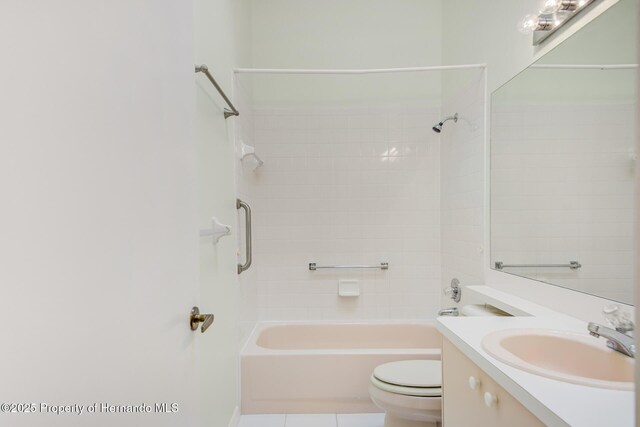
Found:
<box><xmin>540</xmin><ymin>0</ymin><xmax>581</xmax><ymax>13</ymax></box>
<box><xmin>519</xmin><ymin>0</ymin><xmax>600</xmax><ymax>45</ymax></box>
<box><xmin>518</xmin><ymin>14</ymin><xmax>555</xmax><ymax>34</ymax></box>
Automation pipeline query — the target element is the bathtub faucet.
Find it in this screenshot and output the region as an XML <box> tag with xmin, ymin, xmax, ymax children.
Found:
<box><xmin>438</xmin><ymin>307</ymin><xmax>459</xmax><ymax>316</ymax></box>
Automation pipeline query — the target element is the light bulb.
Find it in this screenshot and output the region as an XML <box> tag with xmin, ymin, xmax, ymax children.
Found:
<box><xmin>518</xmin><ymin>14</ymin><xmax>540</xmax><ymax>34</ymax></box>
<box><xmin>540</xmin><ymin>0</ymin><xmax>561</xmax><ymax>14</ymax></box>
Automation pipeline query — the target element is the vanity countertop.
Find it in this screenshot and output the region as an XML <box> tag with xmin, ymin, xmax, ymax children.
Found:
<box><xmin>437</xmin><ymin>286</ymin><xmax>635</xmax><ymax>427</ymax></box>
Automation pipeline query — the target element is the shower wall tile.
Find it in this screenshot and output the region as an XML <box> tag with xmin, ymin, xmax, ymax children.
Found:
<box><xmin>235</xmin><ymin>91</ymin><xmax>260</xmax><ymax>347</ymax></box>
<box><xmin>243</xmin><ymin>107</ymin><xmax>442</xmax><ymax>322</ymax></box>
<box><xmin>440</xmin><ymin>73</ymin><xmax>486</xmax><ymax>304</ymax></box>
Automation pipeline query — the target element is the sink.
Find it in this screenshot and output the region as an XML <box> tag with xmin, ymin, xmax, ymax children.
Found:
<box><xmin>481</xmin><ymin>328</ymin><xmax>634</xmax><ymax>390</ymax></box>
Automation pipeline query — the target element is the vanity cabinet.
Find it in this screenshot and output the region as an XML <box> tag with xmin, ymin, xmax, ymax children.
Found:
<box><xmin>442</xmin><ymin>339</ymin><xmax>544</xmax><ymax>427</ymax></box>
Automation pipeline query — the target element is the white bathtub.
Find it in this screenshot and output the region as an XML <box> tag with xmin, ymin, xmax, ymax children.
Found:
<box><xmin>241</xmin><ymin>322</ymin><xmax>441</xmax><ymax>414</ymax></box>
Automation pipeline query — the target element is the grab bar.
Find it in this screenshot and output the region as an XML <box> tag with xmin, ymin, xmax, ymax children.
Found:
<box><xmin>309</xmin><ymin>262</ymin><xmax>389</xmax><ymax>271</ymax></box>
<box><xmin>236</xmin><ymin>199</ymin><xmax>252</xmax><ymax>274</ymax></box>
<box><xmin>195</xmin><ymin>64</ymin><xmax>240</xmax><ymax>119</ymax></box>
<box><xmin>494</xmin><ymin>261</ymin><xmax>581</xmax><ymax>270</ymax></box>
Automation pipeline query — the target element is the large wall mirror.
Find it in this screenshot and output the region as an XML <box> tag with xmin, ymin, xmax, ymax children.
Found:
<box><xmin>490</xmin><ymin>0</ymin><xmax>637</xmax><ymax>305</ymax></box>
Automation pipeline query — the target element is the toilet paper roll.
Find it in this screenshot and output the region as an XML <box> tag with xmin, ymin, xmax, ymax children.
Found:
<box><xmin>461</xmin><ymin>304</ymin><xmax>508</xmax><ymax>317</ymax></box>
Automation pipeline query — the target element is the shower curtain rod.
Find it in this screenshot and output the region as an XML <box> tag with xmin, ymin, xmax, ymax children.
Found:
<box><xmin>530</xmin><ymin>64</ymin><xmax>638</xmax><ymax>70</ymax></box>
<box><xmin>233</xmin><ymin>64</ymin><xmax>486</xmax><ymax>75</ymax></box>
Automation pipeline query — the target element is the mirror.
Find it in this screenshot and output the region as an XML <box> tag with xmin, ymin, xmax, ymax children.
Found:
<box><xmin>490</xmin><ymin>0</ymin><xmax>637</xmax><ymax>305</ymax></box>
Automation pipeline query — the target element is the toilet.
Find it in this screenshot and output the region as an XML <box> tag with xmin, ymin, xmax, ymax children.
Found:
<box><xmin>369</xmin><ymin>305</ymin><xmax>506</xmax><ymax>426</ymax></box>
<box><xmin>368</xmin><ymin>359</ymin><xmax>442</xmax><ymax>427</ymax></box>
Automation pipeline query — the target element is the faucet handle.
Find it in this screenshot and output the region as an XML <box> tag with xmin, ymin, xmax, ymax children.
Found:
<box><xmin>443</xmin><ymin>278</ymin><xmax>462</xmax><ymax>303</ymax></box>
<box><xmin>603</xmin><ymin>305</ymin><xmax>634</xmax><ymax>334</ymax></box>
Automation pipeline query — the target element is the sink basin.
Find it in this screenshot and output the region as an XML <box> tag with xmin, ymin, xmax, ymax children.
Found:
<box><xmin>482</xmin><ymin>328</ymin><xmax>634</xmax><ymax>390</ymax></box>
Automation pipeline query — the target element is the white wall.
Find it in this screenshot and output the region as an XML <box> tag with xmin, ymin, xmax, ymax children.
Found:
<box><xmin>247</xmin><ymin>0</ymin><xmax>443</xmax><ymax>108</ymax></box>
<box><xmin>250</xmin><ymin>0</ymin><xmax>442</xmax><ymax>69</ymax></box>
<box><xmin>0</xmin><ymin>2</ymin><xmax>198</xmax><ymax>426</ymax></box>
<box><xmin>194</xmin><ymin>0</ymin><xmax>251</xmax><ymax>425</ymax></box>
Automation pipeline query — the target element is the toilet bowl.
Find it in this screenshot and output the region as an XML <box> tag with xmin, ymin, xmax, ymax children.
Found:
<box><xmin>368</xmin><ymin>360</ymin><xmax>442</xmax><ymax>427</ymax></box>
<box><xmin>369</xmin><ymin>305</ymin><xmax>503</xmax><ymax>426</ymax></box>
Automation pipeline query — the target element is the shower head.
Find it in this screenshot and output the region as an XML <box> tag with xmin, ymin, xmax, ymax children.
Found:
<box><xmin>432</xmin><ymin>113</ymin><xmax>458</xmax><ymax>133</ymax></box>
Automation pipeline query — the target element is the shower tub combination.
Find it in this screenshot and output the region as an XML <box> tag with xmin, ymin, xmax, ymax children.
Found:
<box><xmin>241</xmin><ymin>322</ymin><xmax>442</xmax><ymax>414</ymax></box>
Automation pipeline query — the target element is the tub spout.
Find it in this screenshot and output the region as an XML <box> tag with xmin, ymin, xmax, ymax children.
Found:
<box><xmin>438</xmin><ymin>307</ymin><xmax>459</xmax><ymax>316</ymax></box>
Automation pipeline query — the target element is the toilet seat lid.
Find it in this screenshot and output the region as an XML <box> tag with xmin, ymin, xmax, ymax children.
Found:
<box><xmin>371</xmin><ymin>375</ymin><xmax>442</xmax><ymax>397</ymax></box>
<box><xmin>373</xmin><ymin>360</ymin><xmax>441</xmax><ymax>388</ymax></box>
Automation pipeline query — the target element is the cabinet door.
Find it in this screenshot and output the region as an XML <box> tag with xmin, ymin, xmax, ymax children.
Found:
<box><xmin>442</xmin><ymin>339</ymin><xmax>544</xmax><ymax>427</ymax></box>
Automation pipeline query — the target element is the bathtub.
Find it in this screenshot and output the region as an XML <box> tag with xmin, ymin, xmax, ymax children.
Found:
<box><xmin>241</xmin><ymin>322</ymin><xmax>441</xmax><ymax>414</ymax></box>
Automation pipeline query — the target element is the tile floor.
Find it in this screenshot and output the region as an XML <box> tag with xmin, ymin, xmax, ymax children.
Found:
<box><xmin>238</xmin><ymin>413</ymin><xmax>385</xmax><ymax>427</ymax></box>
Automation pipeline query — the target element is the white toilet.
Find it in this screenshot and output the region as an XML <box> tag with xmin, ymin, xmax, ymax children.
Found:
<box><xmin>369</xmin><ymin>304</ymin><xmax>506</xmax><ymax>426</ymax></box>
<box><xmin>368</xmin><ymin>359</ymin><xmax>442</xmax><ymax>427</ymax></box>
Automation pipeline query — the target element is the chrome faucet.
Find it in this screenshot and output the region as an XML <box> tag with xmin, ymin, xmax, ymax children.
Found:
<box><xmin>602</xmin><ymin>304</ymin><xmax>634</xmax><ymax>334</ymax></box>
<box><xmin>438</xmin><ymin>307</ymin><xmax>459</xmax><ymax>316</ymax></box>
<box><xmin>587</xmin><ymin>323</ymin><xmax>636</xmax><ymax>358</ymax></box>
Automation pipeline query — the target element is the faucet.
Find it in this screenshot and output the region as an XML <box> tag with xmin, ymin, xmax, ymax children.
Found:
<box><xmin>587</xmin><ymin>323</ymin><xmax>636</xmax><ymax>358</ymax></box>
<box><xmin>438</xmin><ymin>307</ymin><xmax>459</xmax><ymax>316</ymax></box>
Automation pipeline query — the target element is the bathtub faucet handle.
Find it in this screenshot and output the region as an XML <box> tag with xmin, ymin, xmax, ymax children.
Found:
<box><xmin>443</xmin><ymin>278</ymin><xmax>462</xmax><ymax>303</ymax></box>
<box><xmin>190</xmin><ymin>306</ymin><xmax>215</xmax><ymax>333</ymax></box>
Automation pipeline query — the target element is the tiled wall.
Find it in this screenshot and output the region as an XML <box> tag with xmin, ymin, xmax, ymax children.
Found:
<box><xmin>491</xmin><ymin>103</ymin><xmax>635</xmax><ymax>303</ymax></box>
<box><xmin>440</xmin><ymin>73</ymin><xmax>486</xmax><ymax>305</ymax></box>
<box><xmin>239</xmin><ymin>107</ymin><xmax>442</xmax><ymax>322</ymax></box>
<box><xmin>235</xmin><ymin>94</ymin><xmax>260</xmax><ymax>345</ymax></box>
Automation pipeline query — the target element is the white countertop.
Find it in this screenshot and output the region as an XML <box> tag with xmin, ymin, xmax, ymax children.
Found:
<box><xmin>437</xmin><ymin>286</ymin><xmax>635</xmax><ymax>427</ymax></box>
